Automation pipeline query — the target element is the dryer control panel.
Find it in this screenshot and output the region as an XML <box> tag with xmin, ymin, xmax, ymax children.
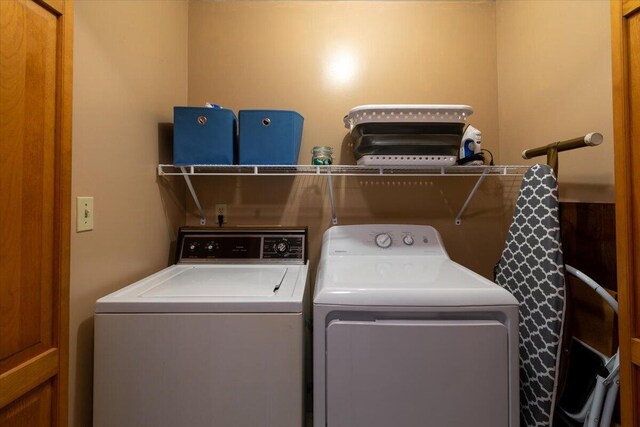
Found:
<box><xmin>324</xmin><ymin>224</ymin><xmax>448</xmax><ymax>257</ymax></box>
<box><xmin>176</xmin><ymin>227</ymin><xmax>307</xmax><ymax>264</ymax></box>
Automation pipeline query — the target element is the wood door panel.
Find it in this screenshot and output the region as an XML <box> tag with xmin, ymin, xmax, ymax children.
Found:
<box><xmin>623</xmin><ymin>0</ymin><xmax>640</xmax><ymax>16</ymax></box>
<box><xmin>0</xmin><ymin>0</ymin><xmax>71</xmax><ymax>424</ymax></box>
<box><xmin>636</xmin><ymin>368</ymin><xmax>640</xmax><ymax>415</ymax></box>
<box><xmin>0</xmin><ymin>0</ymin><xmax>57</xmax><ymax>372</ymax></box>
<box><xmin>0</xmin><ymin>381</ymin><xmax>52</xmax><ymax>427</ymax></box>
<box><xmin>628</xmin><ymin>10</ymin><xmax>640</xmax><ymax>336</ymax></box>
<box><xmin>0</xmin><ymin>349</ymin><xmax>57</xmax><ymax>410</ymax></box>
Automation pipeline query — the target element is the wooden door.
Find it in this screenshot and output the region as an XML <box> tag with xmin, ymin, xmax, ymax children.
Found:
<box><xmin>0</xmin><ymin>0</ymin><xmax>72</xmax><ymax>425</ymax></box>
<box><xmin>611</xmin><ymin>0</ymin><xmax>640</xmax><ymax>425</ymax></box>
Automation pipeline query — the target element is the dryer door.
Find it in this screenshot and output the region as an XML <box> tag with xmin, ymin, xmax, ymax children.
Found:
<box><xmin>326</xmin><ymin>319</ymin><xmax>509</xmax><ymax>427</ymax></box>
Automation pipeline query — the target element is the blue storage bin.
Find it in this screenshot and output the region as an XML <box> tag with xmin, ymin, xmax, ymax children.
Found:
<box><xmin>173</xmin><ymin>107</ymin><xmax>237</xmax><ymax>165</ymax></box>
<box><xmin>238</xmin><ymin>110</ymin><xmax>304</xmax><ymax>165</ymax></box>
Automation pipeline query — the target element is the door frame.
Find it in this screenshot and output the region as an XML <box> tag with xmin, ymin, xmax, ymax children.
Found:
<box><xmin>611</xmin><ymin>0</ymin><xmax>640</xmax><ymax>425</ymax></box>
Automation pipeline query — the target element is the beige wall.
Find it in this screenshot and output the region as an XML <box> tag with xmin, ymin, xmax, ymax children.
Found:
<box><xmin>189</xmin><ymin>1</ymin><xmax>500</xmax><ymax>160</ymax></box>
<box><xmin>185</xmin><ymin>0</ymin><xmax>614</xmax><ymax>275</ymax></box>
<box><xmin>186</xmin><ymin>0</ymin><xmax>511</xmax><ymax>280</ymax></box>
<box><xmin>69</xmin><ymin>1</ymin><xmax>615</xmax><ymax>425</ymax></box>
<box><xmin>188</xmin><ymin>174</ymin><xmax>520</xmax><ymax>281</ymax></box>
<box><xmin>70</xmin><ymin>1</ymin><xmax>188</xmax><ymax>426</ymax></box>
<box><xmin>496</xmin><ymin>0</ymin><xmax>614</xmax><ymax>202</ymax></box>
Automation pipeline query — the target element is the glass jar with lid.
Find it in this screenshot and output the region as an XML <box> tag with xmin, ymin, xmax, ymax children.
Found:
<box><xmin>312</xmin><ymin>146</ymin><xmax>333</xmax><ymax>165</ymax></box>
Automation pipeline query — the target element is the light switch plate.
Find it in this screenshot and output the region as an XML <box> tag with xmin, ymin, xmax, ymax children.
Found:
<box><xmin>77</xmin><ymin>196</ymin><xmax>94</xmax><ymax>232</ymax></box>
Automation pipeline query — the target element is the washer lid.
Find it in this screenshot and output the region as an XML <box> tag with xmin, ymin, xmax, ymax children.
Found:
<box><xmin>96</xmin><ymin>264</ymin><xmax>308</xmax><ymax>313</ymax></box>
<box><xmin>313</xmin><ymin>257</ymin><xmax>517</xmax><ymax>307</ymax></box>
<box><xmin>140</xmin><ymin>267</ymin><xmax>287</xmax><ymax>297</ymax></box>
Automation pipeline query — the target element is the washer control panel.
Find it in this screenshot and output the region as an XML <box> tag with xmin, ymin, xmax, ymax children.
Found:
<box><xmin>177</xmin><ymin>227</ymin><xmax>307</xmax><ymax>264</ymax></box>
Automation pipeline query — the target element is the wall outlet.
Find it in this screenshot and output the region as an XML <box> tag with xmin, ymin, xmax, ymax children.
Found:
<box><xmin>77</xmin><ymin>196</ymin><xmax>94</xmax><ymax>232</ymax></box>
<box><xmin>215</xmin><ymin>204</ymin><xmax>228</xmax><ymax>223</ymax></box>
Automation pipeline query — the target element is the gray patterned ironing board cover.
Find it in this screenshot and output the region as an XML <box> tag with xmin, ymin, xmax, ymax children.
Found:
<box><xmin>495</xmin><ymin>163</ymin><xmax>566</xmax><ymax>427</ymax></box>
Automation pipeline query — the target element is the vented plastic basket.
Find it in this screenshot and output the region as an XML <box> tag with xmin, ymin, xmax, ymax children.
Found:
<box><xmin>238</xmin><ymin>110</ymin><xmax>304</xmax><ymax>165</ymax></box>
<box><xmin>173</xmin><ymin>107</ymin><xmax>237</xmax><ymax>166</ymax></box>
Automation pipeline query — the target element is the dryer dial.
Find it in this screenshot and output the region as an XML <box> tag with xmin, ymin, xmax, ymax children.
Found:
<box><xmin>375</xmin><ymin>233</ymin><xmax>392</xmax><ymax>249</ymax></box>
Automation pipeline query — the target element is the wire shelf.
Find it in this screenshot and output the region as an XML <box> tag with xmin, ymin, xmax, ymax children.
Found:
<box><xmin>158</xmin><ymin>164</ymin><xmax>530</xmax><ymax>177</ymax></box>
<box><xmin>157</xmin><ymin>163</ymin><xmax>529</xmax><ymax>226</ymax></box>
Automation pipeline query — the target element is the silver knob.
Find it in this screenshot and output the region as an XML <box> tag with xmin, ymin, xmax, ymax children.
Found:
<box><xmin>375</xmin><ymin>233</ymin><xmax>392</xmax><ymax>249</ymax></box>
<box><xmin>402</xmin><ymin>235</ymin><xmax>414</xmax><ymax>246</ymax></box>
<box><xmin>274</xmin><ymin>240</ymin><xmax>290</xmax><ymax>255</ymax></box>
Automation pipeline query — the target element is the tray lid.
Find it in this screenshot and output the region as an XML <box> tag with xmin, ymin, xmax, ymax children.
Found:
<box><xmin>344</xmin><ymin>104</ymin><xmax>473</xmax><ymax>130</ymax></box>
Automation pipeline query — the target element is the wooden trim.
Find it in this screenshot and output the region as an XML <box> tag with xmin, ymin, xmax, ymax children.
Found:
<box><xmin>622</xmin><ymin>0</ymin><xmax>640</xmax><ymax>16</ymax></box>
<box><xmin>51</xmin><ymin>0</ymin><xmax>73</xmax><ymax>426</ymax></box>
<box><xmin>34</xmin><ymin>0</ymin><xmax>64</xmax><ymax>15</ymax></box>
<box><xmin>632</xmin><ymin>338</ymin><xmax>640</xmax><ymax>366</ymax></box>
<box><xmin>611</xmin><ymin>0</ymin><xmax>638</xmax><ymax>425</ymax></box>
<box><xmin>0</xmin><ymin>349</ymin><xmax>58</xmax><ymax>409</ymax></box>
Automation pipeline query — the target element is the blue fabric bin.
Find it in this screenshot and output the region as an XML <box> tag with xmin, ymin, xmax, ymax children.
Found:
<box><xmin>238</xmin><ymin>110</ymin><xmax>304</xmax><ymax>165</ymax></box>
<box><xmin>173</xmin><ymin>107</ymin><xmax>237</xmax><ymax>165</ymax></box>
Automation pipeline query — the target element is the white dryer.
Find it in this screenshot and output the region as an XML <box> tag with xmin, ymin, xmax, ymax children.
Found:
<box><xmin>313</xmin><ymin>224</ymin><xmax>519</xmax><ymax>427</ymax></box>
<box><xmin>94</xmin><ymin>227</ymin><xmax>309</xmax><ymax>427</ymax></box>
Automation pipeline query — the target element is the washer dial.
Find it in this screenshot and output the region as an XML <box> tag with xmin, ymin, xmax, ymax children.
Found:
<box><xmin>375</xmin><ymin>233</ymin><xmax>392</xmax><ymax>249</ymax></box>
<box><xmin>204</xmin><ymin>241</ymin><xmax>219</xmax><ymax>254</ymax></box>
<box><xmin>273</xmin><ymin>240</ymin><xmax>290</xmax><ymax>256</ymax></box>
<box><xmin>402</xmin><ymin>235</ymin><xmax>414</xmax><ymax>246</ymax></box>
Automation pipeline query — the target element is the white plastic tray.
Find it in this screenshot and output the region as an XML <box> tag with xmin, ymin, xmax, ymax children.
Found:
<box><xmin>343</xmin><ymin>104</ymin><xmax>473</xmax><ymax>130</ymax></box>
<box><xmin>356</xmin><ymin>154</ymin><xmax>457</xmax><ymax>167</ymax></box>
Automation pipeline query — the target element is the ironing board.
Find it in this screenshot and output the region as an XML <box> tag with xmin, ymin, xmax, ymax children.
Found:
<box><xmin>495</xmin><ymin>164</ymin><xmax>566</xmax><ymax>427</ymax></box>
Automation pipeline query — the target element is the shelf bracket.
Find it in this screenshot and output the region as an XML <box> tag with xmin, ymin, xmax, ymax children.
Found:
<box><xmin>455</xmin><ymin>169</ymin><xmax>488</xmax><ymax>225</ymax></box>
<box><xmin>180</xmin><ymin>167</ymin><xmax>206</xmax><ymax>225</ymax></box>
<box><xmin>327</xmin><ymin>172</ymin><xmax>338</xmax><ymax>225</ymax></box>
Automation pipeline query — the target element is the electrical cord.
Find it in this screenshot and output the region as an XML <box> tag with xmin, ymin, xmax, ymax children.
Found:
<box><xmin>481</xmin><ymin>148</ymin><xmax>494</xmax><ymax>165</ymax></box>
<box><xmin>217</xmin><ymin>214</ymin><xmax>224</xmax><ymax>228</ymax></box>
<box><xmin>457</xmin><ymin>153</ymin><xmax>485</xmax><ymax>165</ymax></box>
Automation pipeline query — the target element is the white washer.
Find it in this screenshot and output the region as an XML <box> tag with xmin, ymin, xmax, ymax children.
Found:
<box><xmin>94</xmin><ymin>227</ymin><xmax>309</xmax><ymax>427</ymax></box>
<box><xmin>313</xmin><ymin>225</ymin><xmax>519</xmax><ymax>427</ymax></box>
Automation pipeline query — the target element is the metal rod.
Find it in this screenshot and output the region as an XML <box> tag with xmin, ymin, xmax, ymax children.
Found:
<box><xmin>565</xmin><ymin>264</ymin><xmax>618</xmax><ymax>314</ymax></box>
<box><xmin>180</xmin><ymin>167</ymin><xmax>206</xmax><ymax>225</ymax></box>
<box><xmin>327</xmin><ymin>173</ymin><xmax>338</xmax><ymax>225</ymax></box>
<box><xmin>455</xmin><ymin>170</ymin><xmax>488</xmax><ymax>225</ymax></box>
<box><xmin>547</xmin><ymin>146</ymin><xmax>559</xmax><ymax>175</ymax></box>
<box><xmin>599</xmin><ymin>375</ymin><xmax>619</xmax><ymax>427</ymax></box>
<box><xmin>522</xmin><ymin>132</ymin><xmax>603</xmax><ymax>175</ymax></box>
